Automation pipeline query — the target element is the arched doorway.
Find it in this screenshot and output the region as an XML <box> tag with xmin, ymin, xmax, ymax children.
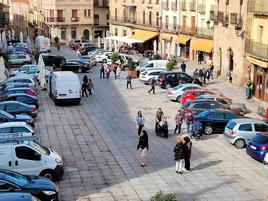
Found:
<box><xmin>228</xmin><ymin>47</ymin><xmax>234</xmax><ymax>71</ymax></box>
<box><xmin>83</xmin><ymin>29</ymin><xmax>89</xmax><ymax>40</ymax></box>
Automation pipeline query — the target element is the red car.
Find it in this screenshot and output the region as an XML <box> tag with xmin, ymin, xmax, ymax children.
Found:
<box><xmin>180</xmin><ymin>89</ymin><xmax>213</xmax><ymax>105</ymax></box>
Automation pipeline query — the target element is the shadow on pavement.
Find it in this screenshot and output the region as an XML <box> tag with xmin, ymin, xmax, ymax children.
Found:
<box><xmin>191</xmin><ymin>160</ymin><xmax>223</xmax><ymax>171</ymax></box>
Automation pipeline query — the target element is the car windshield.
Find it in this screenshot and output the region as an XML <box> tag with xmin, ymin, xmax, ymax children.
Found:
<box><xmin>0</xmin><ymin>111</ymin><xmax>15</xmax><ymax>119</ymax></box>
<box><xmin>252</xmin><ymin>134</ymin><xmax>268</xmax><ymax>144</ymax></box>
<box><xmin>4</xmin><ymin>171</ymin><xmax>29</xmax><ymax>186</ymax></box>
<box><xmin>182</xmin><ymin>101</ymin><xmax>191</xmax><ymax>109</ymax></box>
<box><xmin>173</xmin><ymin>85</ymin><xmax>185</xmax><ymax>90</ymax></box>
<box><xmin>196</xmin><ymin>110</ymin><xmax>211</xmax><ymax>118</ymax></box>
<box><xmin>28</xmin><ymin>141</ymin><xmax>50</xmax><ymax>156</ymax></box>
<box><xmin>226</xmin><ymin>121</ymin><xmax>237</xmax><ymax>130</ymax></box>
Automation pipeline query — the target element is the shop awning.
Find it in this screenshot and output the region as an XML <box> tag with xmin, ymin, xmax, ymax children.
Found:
<box><xmin>105</xmin><ymin>36</ymin><xmax>143</xmax><ymax>44</ymax></box>
<box><xmin>190</xmin><ymin>39</ymin><xmax>213</xmax><ymax>53</ymax></box>
<box><xmin>161</xmin><ymin>34</ymin><xmax>173</xmax><ymax>41</ymax></box>
<box><xmin>246</xmin><ymin>56</ymin><xmax>268</xmax><ymax>68</ymax></box>
<box><xmin>174</xmin><ymin>36</ymin><xmax>191</xmax><ymax>44</ymax></box>
<box><xmin>128</xmin><ymin>30</ymin><xmax>159</xmax><ymax>42</ymax></box>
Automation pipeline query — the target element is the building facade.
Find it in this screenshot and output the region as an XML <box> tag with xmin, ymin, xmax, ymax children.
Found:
<box><xmin>212</xmin><ymin>0</ymin><xmax>248</xmax><ymax>86</ymax></box>
<box><xmin>93</xmin><ymin>0</ymin><xmax>109</xmax><ymax>42</ymax></box>
<box><xmin>246</xmin><ymin>0</ymin><xmax>268</xmax><ymax>101</ymax></box>
<box><xmin>42</xmin><ymin>0</ymin><xmax>94</xmax><ymax>43</ymax></box>
<box><xmin>0</xmin><ymin>1</ymin><xmax>9</xmax><ymax>33</ymax></box>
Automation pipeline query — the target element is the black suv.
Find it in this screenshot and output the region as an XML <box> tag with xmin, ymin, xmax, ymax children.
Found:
<box><xmin>42</xmin><ymin>55</ymin><xmax>66</xmax><ymax>66</ymax></box>
<box><xmin>158</xmin><ymin>72</ymin><xmax>202</xmax><ymax>89</ymax></box>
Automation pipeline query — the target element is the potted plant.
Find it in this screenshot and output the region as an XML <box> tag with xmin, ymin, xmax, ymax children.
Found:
<box><xmin>166</xmin><ymin>61</ymin><xmax>174</xmax><ymax>71</ymax></box>
<box><xmin>53</xmin><ymin>56</ymin><xmax>62</xmax><ymax>71</ymax></box>
<box><xmin>127</xmin><ymin>58</ymin><xmax>137</xmax><ymax>78</ymax></box>
<box><xmin>152</xmin><ymin>53</ymin><xmax>162</xmax><ymax>60</ymax></box>
<box><xmin>150</xmin><ymin>191</ymin><xmax>176</xmax><ymax>201</ymax></box>
<box><xmin>33</xmin><ymin>50</ymin><xmax>40</xmax><ymax>63</ymax></box>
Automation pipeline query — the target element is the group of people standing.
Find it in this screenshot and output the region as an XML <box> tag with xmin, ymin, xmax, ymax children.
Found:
<box><xmin>135</xmin><ymin>110</ymin><xmax>193</xmax><ymax>173</ymax></box>
<box><xmin>100</xmin><ymin>62</ymin><xmax>121</xmax><ymax>79</ymax></box>
<box><xmin>81</xmin><ymin>75</ymin><xmax>94</xmax><ymax>97</ymax></box>
<box><xmin>192</xmin><ymin>64</ymin><xmax>214</xmax><ymax>85</ymax></box>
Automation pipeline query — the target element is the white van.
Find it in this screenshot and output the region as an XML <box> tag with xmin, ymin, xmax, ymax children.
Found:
<box><xmin>48</xmin><ymin>71</ymin><xmax>81</xmax><ymax>105</ymax></box>
<box><xmin>136</xmin><ymin>60</ymin><xmax>168</xmax><ymax>75</ymax></box>
<box><xmin>35</xmin><ymin>36</ymin><xmax>51</xmax><ymax>53</ymax></box>
<box><xmin>0</xmin><ymin>134</ymin><xmax>64</xmax><ymax>180</ymax></box>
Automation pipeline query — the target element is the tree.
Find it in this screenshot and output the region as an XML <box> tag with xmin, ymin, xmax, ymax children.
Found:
<box><xmin>111</xmin><ymin>52</ymin><xmax>119</xmax><ymax>64</ymax></box>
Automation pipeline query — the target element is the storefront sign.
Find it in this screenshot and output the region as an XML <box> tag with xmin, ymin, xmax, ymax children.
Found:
<box><xmin>246</xmin><ymin>56</ymin><xmax>268</xmax><ymax>68</ymax></box>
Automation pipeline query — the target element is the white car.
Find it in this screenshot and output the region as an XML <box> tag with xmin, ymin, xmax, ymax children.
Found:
<box><xmin>166</xmin><ymin>83</ymin><xmax>202</xmax><ymax>101</ymax></box>
<box><xmin>139</xmin><ymin>69</ymin><xmax>167</xmax><ymax>84</ymax></box>
<box><xmin>0</xmin><ymin>122</ymin><xmax>34</xmax><ymax>136</ymax></box>
<box><xmin>10</xmin><ymin>65</ymin><xmax>38</xmax><ymax>77</ymax></box>
<box><xmin>95</xmin><ymin>52</ymin><xmax>113</xmax><ymax>63</ymax></box>
<box><xmin>95</xmin><ymin>52</ymin><xmax>137</xmax><ymax>65</ymax></box>
<box><xmin>9</xmin><ymin>54</ymin><xmax>32</xmax><ymax>65</ymax></box>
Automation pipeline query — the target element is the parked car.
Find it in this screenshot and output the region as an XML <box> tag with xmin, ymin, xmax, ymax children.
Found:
<box><xmin>95</xmin><ymin>51</ymin><xmax>112</xmax><ymax>63</ymax></box>
<box><xmin>80</xmin><ymin>46</ymin><xmax>97</xmax><ymax>55</ymax></box>
<box><xmin>158</xmin><ymin>72</ymin><xmax>202</xmax><ymax>89</ymax></box>
<box><xmin>69</xmin><ymin>39</ymin><xmax>81</xmax><ymax>49</ymax></box>
<box><xmin>224</xmin><ymin>119</ymin><xmax>268</xmax><ymax>149</ymax></box>
<box><xmin>0</xmin><ymin>101</ymin><xmax>38</xmax><ymax>118</ymax></box>
<box><xmin>0</xmin><ymin>192</ymin><xmax>41</xmax><ymax>201</ymax></box>
<box><xmin>61</xmin><ymin>61</ymin><xmax>90</xmax><ymax>73</ymax></box>
<box><xmin>0</xmin><ymin>87</ymin><xmax>37</xmax><ymax>97</ymax></box>
<box><xmin>194</xmin><ymin>109</ymin><xmax>240</xmax><ymax>135</ymax></box>
<box><xmin>3</xmin><ymin>93</ymin><xmax>39</xmax><ymax>109</ymax></box>
<box><xmin>42</xmin><ymin>54</ymin><xmax>66</xmax><ymax>66</ymax></box>
<box><xmin>0</xmin><ymin>122</ymin><xmax>34</xmax><ymax>136</ymax></box>
<box><xmin>0</xmin><ymin>83</ymin><xmax>38</xmax><ymax>93</ymax></box>
<box><xmin>4</xmin><ymin>76</ymin><xmax>37</xmax><ymax>89</ymax></box>
<box><xmin>88</xmin><ymin>48</ymin><xmax>104</xmax><ymax>57</ymax></box>
<box><xmin>0</xmin><ymin>169</ymin><xmax>59</xmax><ymax>201</ymax></box>
<box><xmin>0</xmin><ymin>110</ymin><xmax>34</xmax><ymax>127</ymax></box>
<box><xmin>246</xmin><ymin>133</ymin><xmax>268</xmax><ymax>162</ymax></box>
<box><xmin>9</xmin><ymin>54</ymin><xmax>32</xmax><ymax>65</ymax></box>
<box><xmin>166</xmin><ymin>84</ymin><xmax>202</xmax><ymax>102</ymax></box>
<box><xmin>10</xmin><ymin>65</ymin><xmax>38</xmax><ymax>76</ymax></box>
<box><xmin>195</xmin><ymin>94</ymin><xmax>248</xmax><ymax>115</ymax></box>
<box><xmin>139</xmin><ymin>69</ymin><xmax>167</xmax><ymax>84</ymax></box>
<box><xmin>180</xmin><ymin>89</ymin><xmax>214</xmax><ymax>105</ymax></box>
<box><xmin>78</xmin><ymin>55</ymin><xmax>97</xmax><ymax>67</ymax></box>
<box><xmin>136</xmin><ymin>60</ymin><xmax>168</xmax><ymax>76</ymax></box>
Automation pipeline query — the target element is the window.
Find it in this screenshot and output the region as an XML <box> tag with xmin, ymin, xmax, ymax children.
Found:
<box><xmin>49</xmin><ymin>10</ymin><xmax>54</xmax><ymax>18</ymax></box>
<box><xmin>0</xmin><ymin>127</ymin><xmax>12</xmax><ymax>133</ymax></box>
<box><xmin>165</xmin><ymin>15</ymin><xmax>169</xmax><ymax>29</ymax></box>
<box><xmin>123</xmin><ymin>30</ymin><xmax>127</xmax><ymax>36</ymax></box>
<box><xmin>208</xmin><ymin>113</ymin><xmax>224</xmax><ymax>119</ymax></box>
<box><xmin>15</xmin><ymin>146</ymin><xmax>40</xmax><ymax>161</ymax></box>
<box><xmin>0</xmin><ymin>105</ymin><xmax>4</xmax><ymax>110</ymax></box>
<box><xmin>57</xmin><ymin>9</ymin><xmax>63</xmax><ymax>18</ymax></box>
<box><xmin>13</xmin><ymin>127</ymin><xmax>30</xmax><ymax>133</ymax></box>
<box><xmin>115</xmin><ymin>8</ymin><xmax>117</xmax><ymax>21</ymax></box>
<box><xmin>84</xmin><ymin>9</ymin><xmax>87</xmax><ymax>17</ymax></box>
<box><xmin>173</xmin><ymin>16</ymin><xmax>177</xmax><ymax>30</ymax></box>
<box><xmin>156</xmin><ymin>0</ymin><xmax>159</xmax><ymax>4</ymax></box>
<box><xmin>258</xmin><ymin>25</ymin><xmax>263</xmax><ymax>43</ymax></box>
<box><xmin>16</xmin><ymin>96</ymin><xmax>27</xmax><ymax>102</ymax></box>
<box><xmin>209</xmin><ymin>103</ymin><xmax>220</xmax><ymax>109</ymax></box>
<box><xmin>61</xmin><ymin>28</ymin><xmax>66</xmax><ymax>40</ymax></box>
<box><xmin>115</xmin><ymin>28</ymin><xmax>118</xmax><ymax>36</ymax></box>
<box><xmin>0</xmin><ymin>181</ymin><xmax>14</xmax><ymax>191</ymax></box>
<box><xmin>183</xmin><ymin>87</ymin><xmax>192</xmax><ymax>91</ymax></box>
<box><xmin>193</xmin><ymin>103</ymin><xmax>209</xmax><ymax>109</ymax></box>
<box><xmin>238</xmin><ymin>124</ymin><xmax>252</xmax><ymax>131</ymax></box>
<box><xmin>71</xmin><ymin>28</ymin><xmax>77</xmax><ymax>39</ymax></box>
<box><xmin>156</xmin><ymin>12</ymin><xmax>159</xmax><ymax>26</ymax></box>
<box><xmin>149</xmin><ymin>11</ymin><xmax>152</xmax><ymax>25</ymax></box>
<box><xmin>72</xmin><ymin>9</ymin><xmax>77</xmax><ymax>17</ymax></box>
<box><xmin>6</xmin><ymin>104</ymin><xmax>16</xmax><ymax>110</ymax></box>
<box><xmin>254</xmin><ymin>123</ymin><xmax>268</xmax><ymax>132</ymax></box>
<box><xmin>225</xmin><ymin>112</ymin><xmax>238</xmax><ymax>119</ymax></box>
<box><xmin>94</xmin><ymin>14</ymin><xmax>99</xmax><ymax>25</ymax></box>
<box><xmin>143</xmin><ymin>11</ymin><xmax>145</xmax><ymax>24</ymax></box>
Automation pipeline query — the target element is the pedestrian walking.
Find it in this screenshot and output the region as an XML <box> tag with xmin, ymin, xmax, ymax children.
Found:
<box><xmin>202</xmin><ymin>68</ymin><xmax>207</xmax><ymax>84</ymax></box>
<box><xmin>126</xmin><ymin>74</ymin><xmax>132</xmax><ymax>89</ymax></box>
<box><xmin>246</xmin><ymin>79</ymin><xmax>253</xmax><ymax>99</ymax></box>
<box><xmin>198</xmin><ymin>69</ymin><xmax>204</xmax><ymax>81</ymax></box>
<box><xmin>174</xmin><ymin>110</ymin><xmax>184</xmax><ymax>135</ymax></box>
<box><xmin>116</xmin><ymin>65</ymin><xmax>121</xmax><ymax>79</ymax></box>
<box><xmin>183</xmin><ymin>136</ymin><xmax>192</xmax><ymax>172</ymax></box>
<box><xmin>155</xmin><ymin>108</ymin><xmax>164</xmax><ymax>135</ymax></box>
<box><xmin>100</xmin><ymin>63</ymin><xmax>105</xmax><ymax>79</ymax></box>
<box><xmin>137</xmin><ymin>130</ymin><xmax>149</xmax><ymax>167</ymax></box>
<box><xmin>136</xmin><ymin>111</ymin><xmax>145</xmax><ymax>136</ymax></box>
<box><xmin>173</xmin><ymin>137</ymin><xmax>186</xmax><ymax>174</ymax></box>
<box><xmin>148</xmin><ymin>77</ymin><xmax>156</xmax><ymax>94</ymax></box>
<box><xmin>56</xmin><ymin>42</ymin><xmax>60</xmax><ymax>52</ymax></box>
<box><xmin>181</xmin><ymin>61</ymin><xmax>186</xmax><ymax>73</ymax></box>
<box><xmin>81</xmin><ymin>75</ymin><xmax>89</xmax><ymax>97</ymax></box>
<box><xmin>113</xmin><ymin>64</ymin><xmax>118</xmax><ymax>79</ymax></box>
<box><xmin>106</xmin><ymin>65</ymin><xmax>111</xmax><ymax>79</ymax></box>
<box><xmin>193</xmin><ymin>69</ymin><xmax>199</xmax><ymax>79</ymax></box>
<box><xmin>185</xmin><ymin>112</ymin><xmax>194</xmax><ymax>136</ymax></box>
<box><xmin>210</xmin><ymin>64</ymin><xmax>214</xmax><ymax>80</ymax></box>
<box><xmin>87</xmin><ymin>78</ymin><xmax>94</xmax><ymax>95</ymax></box>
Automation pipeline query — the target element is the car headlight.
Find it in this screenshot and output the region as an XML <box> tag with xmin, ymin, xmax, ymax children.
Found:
<box><xmin>43</xmin><ymin>191</ymin><xmax>56</xmax><ymax>195</ymax></box>
<box><xmin>55</xmin><ymin>158</ymin><xmax>62</xmax><ymax>164</ymax></box>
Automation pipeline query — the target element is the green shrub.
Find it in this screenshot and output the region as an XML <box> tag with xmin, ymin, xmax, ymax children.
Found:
<box><xmin>111</xmin><ymin>52</ymin><xmax>119</xmax><ymax>64</ymax></box>
<box><xmin>150</xmin><ymin>191</ymin><xmax>176</xmax><ymax>201</ymax></box>
<box><xmin>152</xmin><ymin>53</ymin><xmax>162</xmax><ymax>60</ymax></box>
<box><xmin>33</xmin><ymin>50</ymin><xmax>40</xmax><ymax>63</ymax></box>
<box><xmin>166</xmin><ymin>62</ymin><xmax>174</xmax><ymax>71</ymax></box>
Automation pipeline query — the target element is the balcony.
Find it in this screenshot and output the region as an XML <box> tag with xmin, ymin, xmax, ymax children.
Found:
<box><xmin>56</xmin><ymin>17</ymin><xmax>65</xmax><ymax>22</ymax></box>
<box><xmin>222</xmin><ymin>13</ymin><xmax>229</xmax><ymax>26</ymax></box>
<box><xmin>180</xmin><ymin>26</ymin><xmax>196</xmax><ymax>35</ymax></box>
<box><xmin>248</xmin><ymin>0</ymin><xmax>268</xmax><ymax>14</ymax></box>
<box><xmin>181</xmin><ymin>2</ymin><xmax>186</xmax><ymax>11</ymax></box>
<box><xmin>246</xmin><ymin>39</ymin><xmax>268</xmax><ymax>60</ymax></box>
<box><xmin>47</xmin><ymin>17</ymin><xmax>55</xmax><ymax>22</ymax></box>
<box><xmin>198</xmin><ymin>4</ymin><xmax>206</xmax><ymax>14</ymax></box>
<box><xmin>171</xmin><ymin>2</ymin><xmax>177</xmax><ymax>11</ymax></box>
<box><xmin>94</xmin><ymin>0</ymin><xmax>109</xmax><ymax>7</ymax></box>
<box><xmin>162</xmin><ymin>23</ymin><xmax>179</xmax><ymax>34</ymax></box>
<box><xmin>71</xmin><ymin>17</ymin><xmax>79</xmax><ymax>22</ymax></box>
<box><xmin>196</xmin><ymin>27</ymin><xmax>213</xmax><ymax>39</ymax></box>
<box><xmin>189</xmin><ymin>1</ymin><xmax>196</xmax><ymax>11</ymax></box>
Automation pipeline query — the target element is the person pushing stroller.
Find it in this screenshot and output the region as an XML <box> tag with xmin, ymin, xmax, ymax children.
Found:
<box><xmin>192</xmin><ymin>119</ymin><xmax>203</xmax><ymax>140</ymax></box>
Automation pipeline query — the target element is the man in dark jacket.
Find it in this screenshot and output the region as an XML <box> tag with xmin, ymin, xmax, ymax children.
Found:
<box><xmin>181</xmin><ymin>61</ymin><xmax>186</xmax><ymax>72</ymax></box>
<box><xmin>174</xmin><ymin>137</ymin><xmax>186</xmax><ymax>174</ymax></box>
<box><xmin>148</xmin><ymin>77</ymin><xmax>156</xmax><ymax>94</ymax></box>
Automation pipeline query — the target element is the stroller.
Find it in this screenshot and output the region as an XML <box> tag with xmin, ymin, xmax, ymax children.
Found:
<box><xmin>156</xmin><ymin>120</ymin><xmax>169</xmax><ymax>138</ymax></box>
<box><xmin>192</xmin><ymin>120</ymin><xmax>203</xmax><ymax>140</ymax></box>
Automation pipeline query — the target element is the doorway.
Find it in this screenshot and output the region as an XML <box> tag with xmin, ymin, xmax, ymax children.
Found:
<box><xmin>83</xmin><ymin>29</ymin><xmax>89</xmax><ymax>40</ymax></box>
<box><xmin>256</xmin><ymin>74</ymin><xmax>264</xmax><ymax>100</ymax></box>
<box><xmin>219</xmin><ymin>48</ymin><xmax>222</xmax><ymax>76</ymax></box>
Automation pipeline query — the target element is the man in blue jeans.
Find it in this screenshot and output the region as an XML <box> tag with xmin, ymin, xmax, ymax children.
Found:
<box><xmin>126</xmin><ymin>75</ymin><xmax>132</xmax><ymax>89</ymax></box>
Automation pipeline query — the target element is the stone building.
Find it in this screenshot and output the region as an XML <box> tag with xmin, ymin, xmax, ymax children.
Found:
<box><xmin>212</xmin><ymin>0</ymin><xmax>248</xmax><ymax>86</ymax></box>
<box><xmin>246</xmin><ymin>0</ymin><xmax>268</xmax><ymax>101</ymax></box>
<box><xmin>0</xmin><ymin>1</ymin><xmax>9</xmax><ymax>33</ymax></box>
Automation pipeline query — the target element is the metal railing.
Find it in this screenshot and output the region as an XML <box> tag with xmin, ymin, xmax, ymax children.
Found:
<box><xmin>246</xmin><ymin>39</ymin><xmax>268</xmax><ymax>60</ymax></box>
<box><xmin>196</xmin><ymin>27</ymin><xmax>213</xmax><ymax>39</ymax></box>
<box><xmin>180</xmin><ymin>26</ymin><xmax>196</xmax><ymax>35</ymax></box>
<box><xmin>109</xmin><ymin>16</ymin><xmax>160</xmax><ymax>28</ymax></box>
<box><xmin>71</xmin><ymin>17</ymin><xmax>79</xmax><ymax>22</ymax></box>
<box><xmin>248</xmin><ymin>0</ymin><xmax>268</xmax><ymax>13</ymax></box>
<box><xmin>162</xmin><ymin>23</ymin><xmax>179</xmax><ymax>33</ymax></box>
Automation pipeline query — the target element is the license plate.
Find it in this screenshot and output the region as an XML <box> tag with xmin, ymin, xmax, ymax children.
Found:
<box><xmin>250</xmin><ymin>145</ymin><xmax>257</xmax><ymax>150</ymax></box>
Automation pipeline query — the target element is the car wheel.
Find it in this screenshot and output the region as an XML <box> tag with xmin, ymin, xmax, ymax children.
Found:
<box><xmin>234</xmin><ymin>139</ymin><xmax>245</xmax><ymax>149</ymax></box>
<box><xmin>204</xmin><ymin>125</ymin><xmax>213</xmax><ymax>135</ymax></box>
<box><xmin>176</xmin><ymin>95</ymin><xmax>181</xmax><ymax>102</ymax></box>
<box><xmin>78</xmin><ymin>68</ymin><xmax>83</xmax><ymax>73</ymax></box>
<box><xmin>40</xmin><ymin>170</ymin><xmax>55</xmax><ymax>181</ymax></box>
<box><xmin>102</xmin><ymin>59</ymin><xmax>107</xmax><ymax>63</ymax></box>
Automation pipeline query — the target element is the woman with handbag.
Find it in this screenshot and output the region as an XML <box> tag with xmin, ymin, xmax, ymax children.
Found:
<box><xmin>173</xmin><ymin>137</ymin><xmax>186</xmax><ymax>174</ymax></box>
<box><xmin>137</xmin><ymin>130</ymin><xmax>149</xmax><ymax>167</ymax></box>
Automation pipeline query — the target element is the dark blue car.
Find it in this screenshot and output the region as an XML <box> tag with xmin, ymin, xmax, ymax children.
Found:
<box><xmin>3</xmin><ymin>93</ymin><xmax>39</xmax><ymax>109</ymax></box>
<box><xmin>194</xmin><ymin>109</ymin><xmax>240</xmax><ymax>135</ymax></box>
<box><xmin>246</xmin><ymin>133</ymin><xmax>268</xmax><ymax>162</ymax></box>
<box><xmin>0</xmin><ymin>170</ymin><xmax>58</xmax><ymax>201</ymax></box>
<box><xmin>0</xmin><ymin>110</ymin><xmax>34</xmax><ymax>127</ymax></box>
<box><xmin>0</xmin><ymin>193</ymin><xmax>40</xmax><ymax>201</ymax></box>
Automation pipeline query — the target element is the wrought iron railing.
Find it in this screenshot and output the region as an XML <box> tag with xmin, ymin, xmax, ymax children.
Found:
<box><xmin>248</xmin><ymin>0</ymin><xmax>268</xmax><ymax>13</ymax></box>
<box><xmin>246</xmin><ymin>39</ymin><xmax>268</xmax><ymax>59</ymax></box>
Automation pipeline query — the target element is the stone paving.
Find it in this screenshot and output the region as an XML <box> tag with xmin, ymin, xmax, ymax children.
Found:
<box><xmin>35</xmin><ymin>46</ymin><xmax>268</xmax><ymax>201</ymax></box>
